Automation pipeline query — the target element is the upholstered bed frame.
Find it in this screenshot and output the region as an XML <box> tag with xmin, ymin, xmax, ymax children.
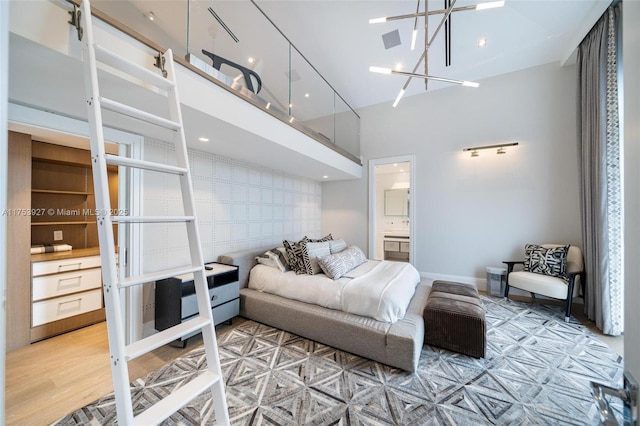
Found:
<box><xmin>218</xmin><ymin>247</ymin><xmax>430</xmax><ymax>372</ymax></box>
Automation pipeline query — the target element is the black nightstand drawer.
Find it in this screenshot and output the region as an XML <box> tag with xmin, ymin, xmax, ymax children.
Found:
<box><xmin>155</xmin><ymin>263</ymin><xmax>240</xmax><ymax>339</ymax></box>
<box><xmin>181</xmin><ymin>281</ymin><xmax>240</xmax><ymax>318</ymax></box>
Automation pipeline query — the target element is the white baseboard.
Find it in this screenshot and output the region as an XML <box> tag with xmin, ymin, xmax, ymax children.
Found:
<box><xmin>419</xmin><ymin>271</ymin><xmax>488</xmax><ymax>292</ymax></box>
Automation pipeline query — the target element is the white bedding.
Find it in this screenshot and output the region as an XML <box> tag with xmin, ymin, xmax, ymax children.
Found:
<box><xmin>248</xmin><ymin>260</ymin><xmax>420</xmax><ymax>323</ymax></box>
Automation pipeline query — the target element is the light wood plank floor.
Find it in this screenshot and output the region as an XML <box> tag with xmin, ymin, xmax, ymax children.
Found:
<box><xmin>5</xmin><ymin>321</ymin><xmax>208</xmax><ymax>426</ymax></box>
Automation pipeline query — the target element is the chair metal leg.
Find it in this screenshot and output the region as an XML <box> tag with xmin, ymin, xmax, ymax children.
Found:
<box><xmin>565</xmin><ymin>276</ymin><xmax>576</xmax><ymax>322</ymax></box>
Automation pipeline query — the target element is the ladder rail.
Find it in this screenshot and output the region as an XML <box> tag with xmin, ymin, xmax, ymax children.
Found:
<box><xmin>80</xmin><ymin>0</ymin><xmax>134</xmax><ymax>422</ymax></box>
<box><xmin>79</xmin><ymin>1</ymin><xmax>230</xmax><ymax>423</ymax></box>
<box><xmin>165</xmin><ymin>48</ymin><xmax>230</xmax><ymax>422</ymax></box>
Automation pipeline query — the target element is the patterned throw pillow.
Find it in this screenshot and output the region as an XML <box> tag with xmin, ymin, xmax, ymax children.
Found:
<box><xmin>524</xmin><ymin>244</ymin><xmax>570</xmax><ymax>279</ymax></box>
<box><xmin>255</xmin><ymin>247</ymin><xmax>288</xmax><ymax>272</ymax></box>
<box><xmin>317</xmin><ymin>245</ymin><xmax>367</xmax><ymax>280</ymax></box>
<box><xmin>305</xmin><ymin>234</ymin><xmax>333</xmax><ymax>243</ymax></box>
<box><xmin>304</xmin><ymin>241</ymin><xmax>332</xmax><ymax>274</ymax></box>
<box><xmin>283</xmin><ymin>239</ymin><xmax>308</xmax><ymax>274</ymax></box>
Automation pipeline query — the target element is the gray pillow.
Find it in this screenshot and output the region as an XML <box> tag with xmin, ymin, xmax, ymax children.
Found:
<box><xmin>317</xmin><ymin>245</ymin><xmax>367</xmax><ymax>280</ymax></box>
<box><xmin>304</xmin><ymin>241</ymin><xmax>332</xmax><ymax>275</ymax></box>
<box><xmin>329</xmin><ymin>238</ymin><xmax>347</xmax><ymax>254</ymax></box>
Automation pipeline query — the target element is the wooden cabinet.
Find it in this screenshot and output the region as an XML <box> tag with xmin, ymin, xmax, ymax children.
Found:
<box><xmin>155</xmin><ymin>263</ymin><xmax>240</xmax><ymax>345</ymax></box>
<box><xmin>30</xmin><ymin>249</ymin><xmax>106</xmax><ymax>342</ymax></box>
<box><xmin>5</xmin><ymin>134</ymin><xmax>117</xmax><ymax>349</ymax></box>
<box><xmin>30</xmin><ymin>140</ymin><xmax>118</xmax><ymax>249</ymax></box>
<box><xmin>383</xmin><ymin>237</ymin><xmax>410</xmax><ymax>262</ymax></box>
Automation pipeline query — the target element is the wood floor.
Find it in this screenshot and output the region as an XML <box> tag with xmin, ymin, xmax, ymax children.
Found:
<box><xmin>4</xmin><ymin>321</ymin><xmax>206</xmax><ymax>425</ymax></box>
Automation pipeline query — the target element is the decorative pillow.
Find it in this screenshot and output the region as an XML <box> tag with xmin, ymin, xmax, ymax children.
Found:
<box><xmin>329</xmin><ymin>238</ymin><xmax>347</xmax><ymax>254</ymax></box>
<box><xmin>305</xmin><ymin>234</ymin><xmax>333</xmax><ymax>243</ymax></box>
<box><xmin>255</xmin><ymin>247</ymin><xmax>288</xmax><ymax>272</ymax></box>
<box><xmin>304</xmin><ymin>241</ymin><xmax>332</xmax><ymax>274</ymax></box>
<box><xmin>317</xmin><ymin>245</ymin><xmax>367</xmax><ymax>280</ymax></box>
<box><xmin>275</xmin><ymin>247</ymin><xmax>290</xmax><ymax>269</ymax></box>
<box><xmin>524</xmin><ymin>244</ymin><xmax>570</xmax><ymax>279</ymax></box>
<box><xmin>283</xmin><ymin>238</ymin><xmax>308</xmax><ymax>274</ymax></box>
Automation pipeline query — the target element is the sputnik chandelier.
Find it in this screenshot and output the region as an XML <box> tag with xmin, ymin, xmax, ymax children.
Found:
<box><xmin>369</xmin><ymin>0</ymin><xmax>505</xmax><ymax>107</ymax></box>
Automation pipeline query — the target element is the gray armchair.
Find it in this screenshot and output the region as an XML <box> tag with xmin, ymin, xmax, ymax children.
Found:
<box><xmin>504</xmin><ymin>244</ymin><xmax>584</xmax><ymax>322</ymax></box>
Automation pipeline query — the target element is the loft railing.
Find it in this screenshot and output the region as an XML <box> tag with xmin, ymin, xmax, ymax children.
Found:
<box><xmin>84</xmin><ymin>0</ymin><xmax>361</xmax><ymax>162</ymax></box>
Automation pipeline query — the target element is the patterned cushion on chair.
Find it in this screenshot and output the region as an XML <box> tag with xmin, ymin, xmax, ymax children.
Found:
<box><xmin>524</xmin><ymin>244</ymin><xmax>570</xmax><ymax>279</ymax></box>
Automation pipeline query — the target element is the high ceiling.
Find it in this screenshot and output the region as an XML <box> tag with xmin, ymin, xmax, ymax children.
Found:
<box><xmin>107</xmin><ymin>0</ymin><xmax>609</xmax><ymax>112</ymax></box>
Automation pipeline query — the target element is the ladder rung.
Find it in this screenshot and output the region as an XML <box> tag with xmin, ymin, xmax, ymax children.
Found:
<box><xmin>117</xmin><ymin>265</ymin><xmax>203</xmax><ymax>289</ymax></box>
<box><xmin>125</xmin><ymin>316</ymin><xmax>211</xmax><ymax>361</ymax></box>
<box><xmin>132</xmin><ymin>370</ymin><xmax>221</xmax><ymax>426</ymax></box>
<box><xmin>111</xmin><ymin>215</ymin><xmax>195</xmax><ymax>223</ymax></box>
<box><xmin>93</xmin><ymin>43</ymin><xmax>175</xmax><ymax>91</ymax></box>
<box><xmin>105</xmin><ymin>154</ymin><xmax>187</xmax><ymax>175</ymax></box>
<box><xmin>100</xmin><ymin>97</ymin><xmax>181</xmax><ymax>130</ymax></box>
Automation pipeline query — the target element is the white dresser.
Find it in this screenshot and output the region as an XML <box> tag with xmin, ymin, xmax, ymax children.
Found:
<box><xmin>30</xmin><ymin>248</ymin><xmax>106</xmax><ymax>342</ymax></box>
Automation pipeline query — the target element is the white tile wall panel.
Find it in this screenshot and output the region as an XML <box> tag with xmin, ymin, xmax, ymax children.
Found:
<box><xmin>141</xmin><ymin>139</ymin><xmax>322</xmax><ymax>269</ymax></box>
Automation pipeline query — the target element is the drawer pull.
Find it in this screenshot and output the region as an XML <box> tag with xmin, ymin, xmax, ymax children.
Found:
<box><xmin>57</xmin><ymin>275</ymin><xmax>83</xmax><ymax>291</ymax></box>
<box><xmin>211</xmin><ymin>295</ymin><xmax>218</xmax><ymax>302</ymax></box>
<box><xmin>57</xmin><ymin>298</ymin><xmax>83</xmax><ymax>315</ymax></box>
<box><xmin>58</xmin><ymin>262</ymin><xmax>83</xmax><ymax>272</ymax></box>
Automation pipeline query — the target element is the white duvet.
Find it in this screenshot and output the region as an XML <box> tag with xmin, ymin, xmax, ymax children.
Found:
<box><xmin>248</xmin><ymin>260</ymin><xmax>420</xmax><ymax>323</ymax></box>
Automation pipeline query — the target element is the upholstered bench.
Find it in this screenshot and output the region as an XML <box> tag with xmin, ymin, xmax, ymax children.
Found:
<box><xmin>423</xmin><ymin>280</ymin><xmax>486</xmax><ymax>358</ymax></box>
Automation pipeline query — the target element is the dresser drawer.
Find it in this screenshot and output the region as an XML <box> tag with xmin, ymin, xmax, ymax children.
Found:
<box><xmin>181</xmin><ymin>281</ymin><xmax>240</xmax><ymax>319</ymax></box>
<box><xmin>213</xmin><ymin>298</ymin><xmax>240</xmax><ymax>324</ymax></box>
<box><xmin>400</xmin><ymin>242</ymin><xmax>410</xmax><ymax>253</ymax></box>
<box><xmin>384</xmin><ymin>241</ymin><xmax>400</xmax><ymax>251</ymax></box>
<box><xmin>32</xmin><ymin>268</ymin><xmax>102</xmax><ymax>301</ymax></box>
<box><xmin>32</xmin><ymin>289</ymin><xmax>103</xmax><ymax>327</ymax></box>
<box><xmin>32</xmin><ymin>255</ymin><xmax>101</xmax><ymax>277</ymax></box>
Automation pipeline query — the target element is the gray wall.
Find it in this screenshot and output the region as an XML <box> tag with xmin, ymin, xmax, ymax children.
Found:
<box><xmin>323</xmin><ymin>62</ymin><xmax>581</xmax><ymax>284</ymax></box>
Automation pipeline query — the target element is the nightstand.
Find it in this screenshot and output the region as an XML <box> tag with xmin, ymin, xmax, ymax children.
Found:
<box><xmin>155</xmin><ymin>262</ymin><xmax>239</xmax><ymax>345</ymax></box>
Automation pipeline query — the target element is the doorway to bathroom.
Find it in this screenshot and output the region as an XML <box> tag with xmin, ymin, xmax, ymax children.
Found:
<box><xmin>368</xmin><ymin>155</ymin><xmax>415</xmax><ymax>264</ymax></box>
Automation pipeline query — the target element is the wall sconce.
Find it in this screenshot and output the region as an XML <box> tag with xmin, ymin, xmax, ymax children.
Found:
<box><xmin>463</xmin><ymin>142</ymin><xmax>518</xmax><ymax>157</ymax></box>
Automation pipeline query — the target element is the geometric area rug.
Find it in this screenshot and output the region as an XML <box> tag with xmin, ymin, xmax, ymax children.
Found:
<box><xmin>53</xmin><ymin>296</ymin><xmax>624</xmax><ymax>425</ymax></box>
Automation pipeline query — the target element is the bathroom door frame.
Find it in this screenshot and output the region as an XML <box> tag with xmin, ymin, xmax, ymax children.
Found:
<box><xmin>368</xmin><ymin>154</ymin><xmax>416</xmax><ymax>264</ymax></box>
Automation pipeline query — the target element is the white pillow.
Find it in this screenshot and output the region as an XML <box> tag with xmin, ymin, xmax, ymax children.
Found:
<box><xmin>304</xmin><ymin>241</ymin><xmax>332</xmax><ymax>275</ymax></box>
<box><xmin>317</xmin><ymin>245</ymin><xmax>367</xmax><ymax>279</ymax></box>
<box><xmin>329</xmin><ymin>238</ymin><xmax>347</xmax><ymax>254</ymax></box>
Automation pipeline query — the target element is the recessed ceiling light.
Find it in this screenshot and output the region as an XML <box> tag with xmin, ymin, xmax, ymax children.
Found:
<box><xmin>322</xmin><ymin>175</ymin><xmax>329</xmax><ymax>179</ymax></box>
<box><xmin>393</xmin><ymin>163</ymin><xmax>398</xmax><ymax>166</ymax></box>
<box><xmin>478</xmin><ymin>38</ymin><xmax>487</xmax><ymax>47</ymax></box>
<box><xmin>304</xmin><ymin>93</ymin><xmax>310</xmax><ymax>98</ymax></box>
<box><xmin>198</xmin><ymin>137</ymin><xmax>209</xmax><ymax>142</ymax></box>
<box><xmin>147</xmin><ymin>11</ymin><xmax>155</xmax><ymax>21</ymax></box>
<box><xmin>248</xmin><ymin>57</ymin><xmax>255</xmax><ymax>64</ymax></box>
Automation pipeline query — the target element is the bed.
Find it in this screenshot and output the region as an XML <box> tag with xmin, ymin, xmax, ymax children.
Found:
<box><xmin>218</xmin><ymin>246</ymin><xmax>430</xmax><ymax>372</ymax></box>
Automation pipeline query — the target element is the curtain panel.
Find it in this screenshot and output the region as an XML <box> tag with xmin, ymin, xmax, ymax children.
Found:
<box><xmin>577</xmin><ymin>5</ymin><xmax>623</xmax><ymax>336</ymax></box>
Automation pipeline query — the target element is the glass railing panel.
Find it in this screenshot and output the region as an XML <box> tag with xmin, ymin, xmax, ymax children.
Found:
<box><xmin>92</xmin><ymin>0</ymin><xmax>189</xmax><ymax>57</ymax></box>
<box><xmin>289</xmin><ymin>47</ymin><xmax>336</xmax><ymax>143</ymax></box>
<box><xmin>90</xmin><ymin>0</ymin><xmax>361</xmax><ymax>161</ymax></box>
<box><xmin>335</xmin><ymin>95</ymin><xmax>361</xmax><ymax>157</ymax></box>
<box><xmin>186</xmin><ymin>0</ymin><xmax>291</xmax><ymax>116</ymax></box>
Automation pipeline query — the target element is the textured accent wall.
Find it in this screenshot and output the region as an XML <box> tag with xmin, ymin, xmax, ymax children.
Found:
<box><xmin>141</xmin><ymin>138</ymin><xmax>322</xmax><ymax>273</ymax></box>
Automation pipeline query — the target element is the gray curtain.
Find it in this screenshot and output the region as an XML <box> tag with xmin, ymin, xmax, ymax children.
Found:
<box><xmin>577</xmin><ymin>4</ymin><xmax>623</xmax><ymax>336</ymax></box>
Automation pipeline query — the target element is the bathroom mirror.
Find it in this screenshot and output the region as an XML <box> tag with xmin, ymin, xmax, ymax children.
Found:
<box><xmin>384</xmin><ymin>189</ymin><xmax>409</xmax><ymax>216</ymax></box>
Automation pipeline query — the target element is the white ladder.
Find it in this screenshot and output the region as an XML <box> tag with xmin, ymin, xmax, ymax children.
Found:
<box><xmin>78</xmin><ymin>1</ymin><xmax>229</xmax><ymax>424</ymax></box>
